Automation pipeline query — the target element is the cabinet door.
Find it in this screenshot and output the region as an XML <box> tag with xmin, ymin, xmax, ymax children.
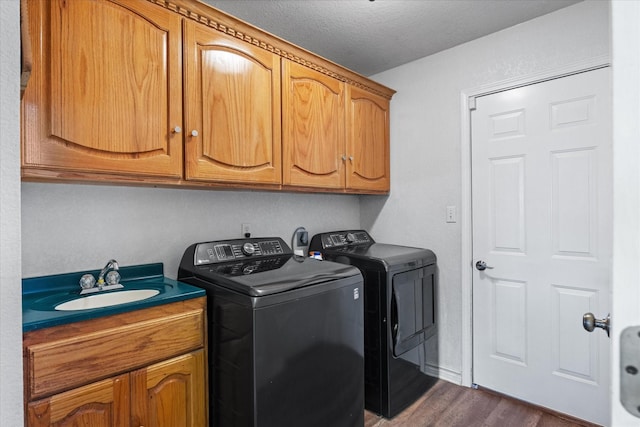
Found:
<box><xmin>282</xmin><ymin>60</ymin><xmax>346</xmax><ymax>189</ymax></box>
<box><xmin>27</xmin><ymin>374</ymin><xmax>129</xmax><ymax>427</ymax></box>
<box><xmin>184</xmin><ymin>20</ymin><xmax>281</xmax><ymax>185</ymax></box>
<box><xmin>131</xmin><ymin>350</ymin><xmax>207</xmax><ymax>427</ymax></box>
<box><xmin>22</xmin><ymin>0</ymin><xmax>183</xmax><ymax>180</ymax></box>
<box><xmin>346</xmin><ymin>85</ymin><xmax>390</xmax><ymax>192</ymax></box>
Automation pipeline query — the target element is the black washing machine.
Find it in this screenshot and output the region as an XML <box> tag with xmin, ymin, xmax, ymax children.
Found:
<box><xmin>178</xmin><ymin>237</ymin><xmax>364</xmax><ymax>427</ymax></box>
<box><xmin>309</xmin><ymin>230</ymin><xmax>437</xmax><ymax>419</ymax></box>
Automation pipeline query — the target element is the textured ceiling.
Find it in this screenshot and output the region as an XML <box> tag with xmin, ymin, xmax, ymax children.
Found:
<box><xmin>202</xmin><ymin>0</ymin><xmax>582</xmax><ymax>76</ymax></box>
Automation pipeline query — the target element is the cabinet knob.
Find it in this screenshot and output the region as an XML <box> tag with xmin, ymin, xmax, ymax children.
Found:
<box><xmin>191</xmin><ymin>130</ymin><xmax>199</xmax><ymax>137</ymax></box>
<box><xmin>172</xmin><ymin>126</ymin><xmax>182</xmax><ymax>134</ymax></box>
<box><xmin>341</xmin><ymin>155</ymin><xmax>347</xmax><ymax>161</ymax></box>
<box><xmin>349</xmin><ymin>156</ymin><xmax>354</xmax><ymax>162</ymax></box>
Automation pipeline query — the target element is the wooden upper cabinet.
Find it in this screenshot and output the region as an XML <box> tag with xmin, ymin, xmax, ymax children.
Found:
<box><xmin>282</xmin><ymin>60</ymin><xmax>346</xmax><ymax>189</ymax></box>
<box><xmin>183</xmin><ymin>20</ymin><xmax>281</xmax><ymax>185</ymax></box>
<box><xmin>20</xmin><ymin>0</ymin><xmax>395</xmax><ymax>192</ymax></box>
<box><xmin>347</xmin><ymin>85</ymin><xmax>391</xmax><ymax>192</ymax></box>
<box><xmin>22</xmin><ymin>0</ymin><xmax>183</xmax><ymax>180</ymax></box>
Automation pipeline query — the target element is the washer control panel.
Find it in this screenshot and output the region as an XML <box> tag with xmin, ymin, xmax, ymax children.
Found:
<box><xmin>309</xmin><ymin>230</ymin><xmax>374</xmax><ymax>250</ymax></box>
<box><xmin>193</xmin><ymin>237</ymin><xmax>289</xmax><ymax>266</ymax></box>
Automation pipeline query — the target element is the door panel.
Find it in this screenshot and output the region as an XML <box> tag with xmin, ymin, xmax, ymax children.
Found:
<box><xmin>491</xmin><ymin>279</ymin><xmax>526</xmax><ymax>365</ymax></box>
<box><xmin>472</xmin><ymin>68</ymin><xmax>611</xmax><ymax>425</ymax></box>
<box><xmin>552</xmin><ymin>149</ymin><xmax>597</xmax><ymax>258</ymax></box>
<box><xmin>490</xmin><ymin>156</ymin><xmax>525</xmax><ymax>253</ymax></box>
<box><xmin>551</xmin><ymin>286</ymin><xmax>598</xmax><ymax>382</ymax></box>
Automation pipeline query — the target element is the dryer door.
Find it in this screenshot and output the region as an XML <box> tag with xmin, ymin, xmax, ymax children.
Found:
<box><xmin>390</xmin><ymin>265</ymin><xmax>436</xmax><ymax>357</ymax></box>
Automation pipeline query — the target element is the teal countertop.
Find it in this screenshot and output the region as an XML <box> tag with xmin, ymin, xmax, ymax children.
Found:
<box><xmin>22</xmin><ymin>263</ymin><xmax>205</xmax><ymax>332</ymax></box>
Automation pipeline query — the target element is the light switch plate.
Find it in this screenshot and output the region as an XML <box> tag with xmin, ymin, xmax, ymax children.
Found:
<box><xmin>446</xmin><ymin>206</ymin><xmax>457</xmax><ymax>223</ymax></box>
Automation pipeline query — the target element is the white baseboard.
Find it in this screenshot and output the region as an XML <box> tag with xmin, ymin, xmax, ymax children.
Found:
<box><xmin>424</xmin><ymin>363</ymin><xmax>463</xmax><ymax>385</ymax></box>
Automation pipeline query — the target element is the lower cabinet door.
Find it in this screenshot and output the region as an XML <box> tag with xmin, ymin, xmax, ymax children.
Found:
<box><xmin>27</xmin><ymin>374</ymin><xmax>130</xmax><ymax>427</ymax></box>
<box><xmin>130</xmin><ymin>350</ymin><xmax>207</xmax><ymax>427</ymax></box>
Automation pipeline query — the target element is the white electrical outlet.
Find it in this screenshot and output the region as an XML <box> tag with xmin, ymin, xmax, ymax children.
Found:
<box><xmin>241</xmin><ymin>223</ymin><xmax>251</xmax><ymax>237</ymax></box>
<box><xmin>446</xmin><ymin>206</ymin><xmax>457</xmax><ymax>223</ymax></box>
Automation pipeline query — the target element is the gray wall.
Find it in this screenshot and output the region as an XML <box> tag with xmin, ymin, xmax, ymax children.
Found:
<box><xmin>0</xmin><ymin>0</ymin><xmax>23</xmax><ymax>425</ymax></box>
<box><xmin>22</xmin><ymin>184</ymin><xmax>360</xmax><ymax>279</ymax></box>
<box><xmin>362</xmin><ymin>0</ymin><xmax>610</xmax><ymax>382</ymax></box>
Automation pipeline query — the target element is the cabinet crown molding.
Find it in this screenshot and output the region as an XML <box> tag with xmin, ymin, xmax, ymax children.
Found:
<box><xmin>148</xmin><ymin>0</ymin><xmax>396</xmax><ymax>100</ymax></box>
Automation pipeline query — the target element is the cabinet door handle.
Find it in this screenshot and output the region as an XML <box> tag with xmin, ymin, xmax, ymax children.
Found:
<box><xmin>190</xmin><ymin>130</ymin><xmax>199</xmax><ymax>137</ymax></box>
<box><xmin>172</xmin><ymin>126</ymin><xmax>182</xmax><ymax>134</ymax></box>
<box><xmin>349</xmin><ymin>156</ymin><xmax>354</xmax><ymax>162</ymax></box>
<box><xmin>341</xmin><ymin>155</ymin><xmax>347</xmax><ymax>161</ymax></box>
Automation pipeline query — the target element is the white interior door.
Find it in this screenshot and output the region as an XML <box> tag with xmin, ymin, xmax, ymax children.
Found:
<box><xmin>471</xmin><ymin>67</ymin><xmax>612</xmax><ymax>425</ymax></box>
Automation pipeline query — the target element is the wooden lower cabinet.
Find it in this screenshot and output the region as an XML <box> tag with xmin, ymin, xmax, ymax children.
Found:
<box><xmin>27</xmin><ymin>352</ymin><xmax>205</xmax><ymax>427</ymax></box>
<box><xmin>27</xmin><ymin>374</ymin><xmax>130</xmax><ymax>427</ymax></box>
<box><xmin>131</xmin><ymin>351</ymin><xmax>206</xmax><ymax>427</ymax></box>
<box><xmin>23</xmin><ymin>298</ymin><xmax>207</xmax><ymax>427</ymax></box>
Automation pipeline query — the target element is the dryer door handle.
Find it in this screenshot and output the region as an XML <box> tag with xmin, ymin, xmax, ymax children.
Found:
<box><xmin>390</xmin><ymin>293</ymin><xmax>399</xmax><ymax>343</ymax></box>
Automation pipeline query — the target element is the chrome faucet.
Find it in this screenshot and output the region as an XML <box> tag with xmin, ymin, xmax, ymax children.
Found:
<box><xmin>78</xmin><ymin>259</ymin><xmax>122</xmax><ymax>294</ymax></box>
<box><xmin>97</xmin><ymin>259</ymin><xmax>119</xmax><ymax>287</ymax></box>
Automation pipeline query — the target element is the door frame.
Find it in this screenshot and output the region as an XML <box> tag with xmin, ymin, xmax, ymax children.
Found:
<box><xmin>459</xmin><ymin>55</ymin><xmax>611</xmax><ymax>390</ymax></box>
<box><xmin>611</xmin><ymin>1</ymin><xmax>640</xmax><ymax>424</ymax></box>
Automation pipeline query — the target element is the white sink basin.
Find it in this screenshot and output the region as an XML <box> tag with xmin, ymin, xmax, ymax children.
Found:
<box><xmin>55</xmin><ymin>289</ymin><xmax>160</xmax><ymax>311</ymax></box>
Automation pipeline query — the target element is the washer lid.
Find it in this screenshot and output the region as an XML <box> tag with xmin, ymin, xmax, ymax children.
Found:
<box><xmin>189</xmin><ymin>256</ymin><xmax>361</xmax><ymax>297</ymax></box>
<box><xmin>309</xmin><ymin>230</ymin><xmax>436</xmax><ymax>266</ymax></box>
<box><xmin>330</xmin><ymin>243</ymin><xmax>436</xmax><ymax>266</ymax></box>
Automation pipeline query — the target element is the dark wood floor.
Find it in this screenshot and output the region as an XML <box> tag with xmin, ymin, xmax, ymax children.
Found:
<box><xmin>364</xmin><ymin>380</ymin><xmax>601</xmax><ymax>427</ymax></box>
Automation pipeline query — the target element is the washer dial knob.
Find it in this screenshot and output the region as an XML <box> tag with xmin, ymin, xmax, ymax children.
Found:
<box><xmin>242</xmin><ymin>242</ymin><xmax>256</xmax><ymax>256</ymax></box>
<box><xmin>345</xmin><ymin>233</ymin><xmax>357</xmax><ymax>243</ymax></box>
